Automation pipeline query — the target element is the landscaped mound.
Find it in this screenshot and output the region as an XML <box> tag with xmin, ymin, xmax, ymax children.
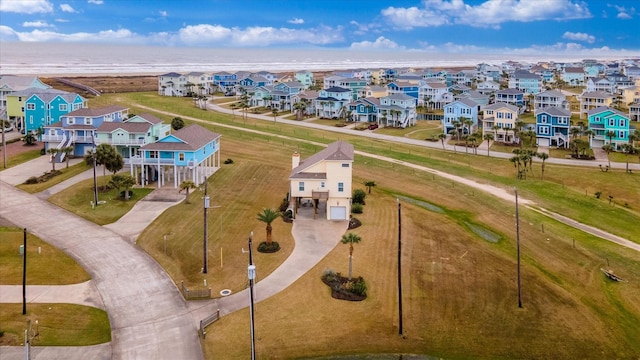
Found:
<box><xmin>24</xmin><ymin>170</ymin><xmax>62</xmax><ymax>184</ymax></box>
<box><xmin>258</xmin><ymin>241</ymin><xmax>280</xmax><ymax>253</ymax></box>
<box><xmin>321</xmin><ymin>270</ymin><xmax>367</xmax><ymax>301</ymax></box>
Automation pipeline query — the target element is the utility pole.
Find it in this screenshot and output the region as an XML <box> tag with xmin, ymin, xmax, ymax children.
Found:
<box><xmin>22</xmin><ymin>228</ymin><xmax>27</xmax><ymax>315</ymax></box>
<box><xmin>515</xmin><ymin>187</ymin><xmax>522</xmax><ymax>308</ymax></box>
<box><xmin>397</xmin><ymin>199</ymin><xmax>403</xmax><ymax>335</ymax></box>
<box><xmin>92</xmin><ymin>152</ymin><xmax>98</xmax><ymax>207</ymax></box>
<box><xmin>203</xmin><ymin>177</ymin><xmax>209</xmax><ymax>274</ymax></box>
<box><xmin>248</xmin><ymin>232</ymin><xmax>256</xmax><ymax>360</ymax></box>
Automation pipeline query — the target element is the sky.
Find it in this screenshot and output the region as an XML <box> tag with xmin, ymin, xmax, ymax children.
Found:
<box><xmin>1</xmin><ymin>0</ymin><xmax>639</xmax><ymax>56</ymax></box>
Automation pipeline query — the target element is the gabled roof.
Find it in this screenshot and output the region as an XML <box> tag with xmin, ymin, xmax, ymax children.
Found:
<box><xmin>564</xmin><ymin>67</ymin><xmax>584</xmax><ymax>73</ymax></box>
<box><xmin>383</xmin><ymin>93</ymin><xmax>414</xmax><ymax>101</ymax></box>
<box><xmin>141</xmin><ymin>124</ymin><xmax>220</xmax><ymax>151</ymax></box>
<box><xmin>290</xmin><ymin>141</ymin><xmax>354</xmax><ymax>179</ymax></box>
<box><xmin>535</xmin><ymin>90</ymin><xmax>565</xmax><ymax>97</ymax></box>
<box><xmin>136</xmin><ymin>113</ymin><xmax>163</xmax><ymax>124</ymax></box>
<box><xmin>28</xmin><ymin>92</ymin><xmax>83</xmax><ymax>103</ymax></box>
<box><xmin>0</xmin><ymin>75</ymin><xmax>50</xmax><ymax>91</ymax></box>
<box><xmin>447</xmin><ymin>98</ymin><xmax>479</xmax><ymax>108</ymax></box>
<box><xmin>96</xmin><ymin>122</ymin><xmax>151</xmax><ymax>133</ymax></box>
<box><xmin>63</xmin><ymin>105</ymin><xmax>127</xmax><ymax>117</ymax></box>
<box><xmin>10</xmin><ymin>87</ymin><xmax>68</xmax><ymax>97</ymax></box>
<box><xmin>323</xmin><ymin>86</ymin><xmax>351</xmax><ymax>93</ymax></box>
<box><xmin>512</xmin><ymin>70</ymin><xmax>541</xmax><ymax>79</ymax></box>
<box><xmin>587</xmin><ymin>106</ymin><xmax>628</xmax><ymax>118</ymax></box>
<box><xmin>160</xmin><ymin>72</ymin><xmax>183</xmax><ymax>77</ymax></box>
<box><xmin>485</xmin><ymin>102</ymin><xmax>519</xmax><ymax>112</ymax></box>
<box><xmin>496</xmin><ymin>88</ymin><xmax>524</xmax><ymax>95</ymax></box>
<box><xmin>581</xmin><ymin>91</ymin><xmax>614</xmax><ymax>99</ymax></box>
<box><xmin>537</xmin><ymin>106</ymin><xmax>571</xmax><ymax>117</ymax></box>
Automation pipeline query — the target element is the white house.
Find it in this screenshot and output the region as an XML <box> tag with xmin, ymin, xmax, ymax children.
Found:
<box><xmin>289</xmin><ymin>141</ymin><xmax>354</xmax><ymax>221</ymax></box>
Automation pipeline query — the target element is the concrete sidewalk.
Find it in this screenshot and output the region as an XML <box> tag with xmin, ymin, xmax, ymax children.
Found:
<box><xmin>0</xmin><ymin>156</ymin><xmax>84</xmax><ymax>186</ymax></box>
<box><xmin>0</xmin><ymin>280</ymin><xmax>105</xmax><ymax>310</ymax></box>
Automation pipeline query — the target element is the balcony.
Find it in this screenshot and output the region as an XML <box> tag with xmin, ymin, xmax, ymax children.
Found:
<box><xmin>41</xmin><ymin>135</ymin><xmax>65</xmax><ymax>142</ymax></box>
<box><xmin>125</xmin><ymin>155</ymin><xmax>175</xmax><ymax>165</ymax></box>
<box><xmin>96</xmin><ymin>138</ymin><xmax>146</xmax><ymax>146</ymax></box>
<box><xmin>72</xmin><ymin>135</ymin><xmax>95</xmax><ymax>143</ymax></box>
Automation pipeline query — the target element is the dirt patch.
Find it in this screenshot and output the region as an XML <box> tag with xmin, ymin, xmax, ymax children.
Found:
<box><xmin>41</xmin><ymin>76</ymin><xmax>157</xmax><ymax>96</ymax></box>
<box><xmin>0</xmin><ymin>140</ymin><xmax>41</xmax><ymax>158</ymax></box>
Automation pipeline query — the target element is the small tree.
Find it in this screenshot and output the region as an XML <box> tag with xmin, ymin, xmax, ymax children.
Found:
<box><xmin>257</xmin><ymin>208</ymin><xmax>281</xmax><ymax>245</ymax></box>
<box><xmin>171</xmin><ymin>117</ymin><xmax>184</xmax><ymax>131</ymax></box>
<box><xmin>352</xmin><ymin>189</ymin><xmax>366</xmax><ymax>205</ymax></box>
<box><xmin>438</xmin><ymin>132</ymin><xmax>446</xmax><ymax>150</ymax></box>
<box><xmin>483</xmin><ymin>133</ymin><xmax>494</xmax><ymax>156</ymax></box>
<box><xmin>24</xmin><ymin>132</ymin><xmax>37</xmax><ymax>146</ymax></box>
<box><xmin>602</xmin><ymin>144</ymin><xmax>614</xmax><ymax>169</ymax></box>
<box><xmin>364</xmin><ymin>181</ymin><xmax>376</xmax><ymax>194</ymax></box>
<box><xmin>62</xmin><ymin>146</ymin><xmax>74</xmax><ymax>168</ymax></box>
<box><xmin>105</xmin><ymin>152</ymin><xmax>124</xmax><ymax>175</ymax></box>
<box><xmin>272</xmin><ymin>108</ymin><xmax>278</xmax><ymax>122</ymax></box>
<box><xmin>341</xmin><ymin>232</ymin><xmax>362</xmax><ymax>279</ymax></box>
<box><xmin>46</xmin><ymin>148</ymin><xmax>58</xmax><ymax>171</ymax></box>
<box><xmin>536</xmin><ymin>152</ymin><xmax>549</xmax><ymax>180</ymax></box>
<box><xmin>179</xmin><ymin>180</ymin><xmax>196</xmax><ymax>204</ymax></box>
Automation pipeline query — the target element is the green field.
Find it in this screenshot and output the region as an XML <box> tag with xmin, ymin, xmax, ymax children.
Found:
<box><xmin>88</xmin><ymin>92</ymin><xmax>640</xmax><ymax>359</ymax></box>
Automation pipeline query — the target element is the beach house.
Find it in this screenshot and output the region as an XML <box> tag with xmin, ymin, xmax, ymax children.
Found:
<box><xmin>534</xmin><ymin>90</ymin><xmax>568</xmax><ymax>111</ymax></box>
<box><xmin>508</xmin><ymin>70</ymin><xmax>543</xmax><ymax>94</ymax></box>
<box><xmin>482</xmin><ymin>102</ymin><xmax>520</xmax><ymax>143</ymax></box>
<box><xmin>315</xmin><ymin>87</ymin><xmax>352</xmax><ymax>119</ymax></box>
<box><xmin>131</xmin><ymin>124</ymin><xmax>221</xmax><ymax>188</ymax></box>
<box><xmin>23</xmin><ymin>90</ymin><xmax>86</xmax><ymax>134</ymax></box>
<box><xmin>579</xmin><ymin>91</ymin><xmax>614</xmax><ymax>118</ymax></box>
<box><xmin>348</xmin><ymin>97</ymin><xmax>379</xmax><ymax>123</ymax></box>
<box><xmin>158</xmin><ymin>72</ymin><xmax>187</xmax><ymax>96</ymax></box>
<box><xmin>95</xmin><ymin>113</ymin><xmax>171</xmax><ymax>160</ymax></box>
<box><xmin>378</xmin><ymin>93</ymin><xmax>417</xmax><ymax>128</ymax></box>
<box><xmin>535</xmin><ymin>106</ymin><xmax>571</xmax><ymax>148</ymax></box>
<box><xmin>587</xmin><ymin>107</ymin><xmax>630</xmax><ymax>150</ymax></box>
<box><xmin>495</xmin><ymin>88</ymin><xmax>525</xmax><ymax>108</ymax></box>
<box><xmin>386</xmin><ymin>81</ymin><xmax>420</xmax><ymax>101</ymax></box>
<box><xmin>294</xmin><ymin>70</ymin><xmax>314</xmax><ymax>89</ymax></box>
<box><xmin>442</xmin><ymin>98</ymin><xmax>480</xmax><ymax>135</ymax></box>
<box><xmin>0</xmin><ymin>75</ymin><xmax>50</xmax><ymax>111</ymax></box>
<box><xmin>289</xmin><ymin>141</ymin><xmax>353</xmax><ymax>221</ymax></box>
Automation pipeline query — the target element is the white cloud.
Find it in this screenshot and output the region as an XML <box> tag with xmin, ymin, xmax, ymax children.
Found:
<box><xmin>88</xmin><ymin>0</ymin><xmax>104</xmax><ymax>4</ymax></box>
<box><xmin>60</xmin><ymin>4</ymin><xmax>77</xmax><ymax>13</ymax></box>
<box><xmin>0</xmin><ymin>25</ymin><xmax>20</xmax><ymax>40</ymax></box>
<box><xmin>23</xmin><ymin>20</ymin><xmax>54</xmax><ymax>28</ymax></box>
<box><xmin>608</xmin><ymin>4</ymin><xmax>635</xmax><ymax>19</ymax></box>
<box><xmin>55</xmin><ymin>18</ymin><xmax>69</xmax><ymax>23</ymax></box>
<box><xmin>350</xmin><ymin>36</ymin><xmax>402</xmax><ymax>50</ymax></box>
<box><xmin>616</xmin><ymin>12</ymin><xmax>631</xmax><ymax>19</ymax></box>
<box><xmin>562</xmin><ymin>31</ymin><xmax>595</xmax><ymax>44</ymax></box>
<box><xmin>288</xmin><ymin>18</ymin><xmax>304</xmax><ymax>24</ymax></box>
<box><xmin>178</xmin><ymin>24</ymin><xmax>343</xmax><ymax>46</ymax></box>
<box><xmin>382</xmin><ymin>0</ymin><xmax>592</xmax><ymax>29</ymax></box>
<box><xmin>0</xmin><ymin>0</ymin><xmax>53</xmax><ymax>14</ymax></box>
<box><xmin>159</xmin><ymin>10</ymin><xmax>167</xmax><ymax>17</ymax></box>
<box><xmin>349</xmin><ymin>20</ymin><xmax>381</xmax><ymax>36</ymax></box>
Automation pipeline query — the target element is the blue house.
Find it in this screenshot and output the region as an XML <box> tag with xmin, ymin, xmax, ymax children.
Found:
<box><xmin>442</xmin><ymin>98</ymin><xmax>480</xmax><ymax>134</ymax></box>
<box><xmin>43</xmin><ymin>105</ymin><xmax>128</xmax><ymax>161</ymax></box>
<box><xmin>386</xmin><ymin>81</ymin><xmax>419</xmax><ymax>101</ymax></box>
<box><xmin>508</xmin><ymin>70</ymin><xmax>543</xmax><ymax>94</ymax></box>
<box><xmin>212</xmin><ymin>72</ymin><xmax>237</xmax><ymax>92</ymax></box>
<box><xmin>134</xmin><ymin>124</ymin><xmax>221</xmax><ymax>188</ymax></box>
<box><xmin>24</xmin><ymin>90</ymin><xmax>86</xmax><ymax>134</ymax></box>
<box><xmin>587</xmin><ymin>107</ymin><xmax>630</xmax><ymax>150</ymax></box>
<box><xmin>315</xmin><ymin>86</ymin><xmax>352</xmax><ymax>118</ymax></box>
<box><xmin>495</xmin><ymin>88</ymin><xmax>525</xmax><ymax>108</ymax></box>
<box><xmin>348</xmin><ymin>97</ymin><xmax>379</xmax><ymax>123</ymax></box>
<box><xmin>535</xmin><ymin>106</ymin><xmax>571</xmax><ymax>148</ymax></box>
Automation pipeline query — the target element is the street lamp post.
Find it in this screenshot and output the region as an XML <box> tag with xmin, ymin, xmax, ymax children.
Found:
<box><xmin>247</xmin><ymin>232</ymin><xmax>256</xmax><ymax>360</ymax></box>
<box><xmin>397</xmin><ymin>198</ymin><xmax>403</xmax><ymax>335</ymax></box>
<box><xmin>22</xmin><ymin>228</ymin><xmax>27</xmax><ymax>315</ymax></box>
<box><xmin>515</xmin><ymin>187</ymin><xmax>522</xmax><ymax>308</ymax></box>
<box><xmin>203</xmin><ymin>178</ymin><xmax>210</xmax><ymax>274</ymax></box>
<box><xmin>92</xmin><ymin>152</ymin><xmax>98</xmax><ymax>207</ymax></box>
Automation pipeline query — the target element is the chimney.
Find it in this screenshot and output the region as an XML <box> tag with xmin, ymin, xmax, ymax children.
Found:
<box><xmin>292</xmin><ymin>151</ymin><xmax>300</xmax><ymax>169</ymax></box>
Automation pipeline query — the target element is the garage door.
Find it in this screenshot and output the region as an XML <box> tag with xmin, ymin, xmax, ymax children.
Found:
<box><xmin>537</xmin><ymin>138</ymin><xmax>550</xmax><ymax>147</ymax></box>
<box><xmin>330</xmin><ymin>206</ymin><xmax>347</xmax><ymax>220</ymax></box>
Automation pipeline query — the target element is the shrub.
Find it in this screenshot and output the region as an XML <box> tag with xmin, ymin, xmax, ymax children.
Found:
<box><xmin>278</xmin><ymin>197</ymin><xmax>289</xmax><ymax>212</ymax></box>
<box><xmin>348</xmin><ymin>217</ymin><xmax>361</xmax><ymax>229</ymax></box>
<box><xmin>25</xmin><ymin>176</ymin><xmax>39</xmax><ymax>184</ymax></box>
<box><xmin>351</xmin><ymin>203</ymin><xmax>363</xmax><ymax>214</ymax></box>
<box><xmin>223</xmin><ymin>158</ymin><xmax>234</xmax><ymax>164</ymax></box>
<box><xmin>258</xmin><ymin>241</ymin><xmax>280</xmax><ymax>253</ymax></box>
<box><xmin>595</xmin><ymin>191</ymin><xmax>602</xmax><ymax>199</ymax></box>
<box><xmin>350</xmin><ymin>277</ymin><xmax>367</xmax><ymax>296</ymax></box>
<box><xmin>352</xmin><ymin>189</ymin><xmax>366</xmax><ymax>205</ymax></box>
<box><xmin>39</xmin><ymin>147</ymin><xmax>46</xmax><ymax>155</ymax></box>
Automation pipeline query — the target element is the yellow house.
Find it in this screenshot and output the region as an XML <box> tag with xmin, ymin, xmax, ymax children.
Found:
<box><xmin>579</xmin><ymin>91</ymin><xmax>614</xmax><ymax>119</ymax></box>
<box><xmin>370</xmin><ymin>69</ymin><xmax>386</xmax><ymax>85</ymax></box>
<box><xmin>620</xmin><ymin>86</ymin><xmax>640</xmax><ymax>105</ymax></box>
<box><xmin>482</xmin><ymin>102</ymin><xmax>520</xmax><ymax>143</ymax></box>
<box><xmin>289</xmin><ymin>141</ymin><xmax>353</xmax><ymax>221</ymax></box>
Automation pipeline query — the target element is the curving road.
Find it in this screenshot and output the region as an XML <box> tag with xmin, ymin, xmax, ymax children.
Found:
<box><xmin>0</xmin><ymin>182</ymin><xmax>203</xmax><ymax>360</ymax></box>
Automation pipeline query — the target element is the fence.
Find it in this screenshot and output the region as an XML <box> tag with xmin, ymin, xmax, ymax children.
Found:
<box><xmin>199</xmin><ymin>309</ymin><xmax>221</xmax><ymax>338</ymax></box>
<box><xmin>180</xmin><ymin>281</ymin><xmax>211</xmax><ymax>300</ymax></box>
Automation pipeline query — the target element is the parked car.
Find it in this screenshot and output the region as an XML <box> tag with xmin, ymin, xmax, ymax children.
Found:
<box><xmin>368</xmin><ymin>123</ymin><xmax>378</xmax><ymax>130</ymax></box>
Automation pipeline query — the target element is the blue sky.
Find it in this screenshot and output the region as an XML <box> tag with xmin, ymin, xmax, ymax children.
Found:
<box><xmin>1</xmin><ymin>0</ymin><xmax>639</xmax><ymax>55</ymax></box>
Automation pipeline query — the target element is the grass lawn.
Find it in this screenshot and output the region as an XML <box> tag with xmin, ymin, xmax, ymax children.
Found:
<box><xmin>48</xmin><ymin>177</ymin><xmax>154</xmax><ymax>225</ymax></box>
<box><xmin>519</xmin><ymin>111</ymin><xmax>536</xmax><ymax>124</ymax></box>
<box><xmin>0</xmin><ymin>303</ymin><xmax>110</xmax><ymax>346</ymax></box>
<box><xmin>309</xmin><ymin>118</ymin><xmax>347</xmax><ymax>127</ymax></box>
<box><xmin>0</xmin><ymin>227</ymin><xmax>90</xmax><ymax>285</ymax></box>
<box><xmin>91</xmin><ymin>92</ymin><xmax>640</xmax><ymax>358</ymax></box>
<box><xmin>376</xmin><ymin>120</ymin><xmax>442</xmax><ymax>139</ymax></box>
<box><xmin>137</xmin><ymin>138</ymin><xmax>295</xmax><ymax>290</ymax></box>
<box><xmin>4</xmin><ymin>148</ymin><xmax>41</xmax><ymax>169</ymax></box>
<box><xmin>17</xmin><ymin>161</ymin><xmax>91</xmax><ymax>194</ymax></box>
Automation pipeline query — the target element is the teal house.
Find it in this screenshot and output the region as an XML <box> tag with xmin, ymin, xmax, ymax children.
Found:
<box><xmin>95</xmin><ymin>113</ymin><xmax>171</xmax><ymax>160</ymax></box>
<box><xmin>587</xmin><ymin>106</ymin><xmax>630</xmax><ymax>150</ymax></box>
<box><xmin>24</xmin><ymin>91</ymin><xmax>86</xmax><ymax>134</ymax></box>
<box><xmin>133</xmin><ymin>124</ymin><xmax>221</xmax><ymax>188</ymax></box>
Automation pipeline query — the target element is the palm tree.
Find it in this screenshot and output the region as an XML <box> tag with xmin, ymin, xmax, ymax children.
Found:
<box><xmin>620</xmin><ymin>143</ymin><xmax>636</xmax><ymax>173</ymax></box>
<box><xmin>602</xmin><ymin>144</ymin><xmax>614</xmax><ymax>169</ymax></box>
<box><xmin>62</xmin><ymin>146</ymin><xmax>74</xmax><ymax>168</ymax></box>
<box><xmin>364</xmin><ymin>181</ymin><xmax>376</xmax><ymax>194</ymax></box>
<box><xmin>47</xmin><ymin>148</ymin><xmax>58</xmax><ymax>171</ymax></box>
<box><xmin>570</xmin><ymin>126</ymin><xmax>582</xmax><ymax>140</ymax></box>
<box><xmin>340</xmin><ymin>232</ymin><xmax>362</xmax><ymax>279</ymax></box>
<box><xmin>514</xmin><ymin>120</ymin><xmax>526</xmax><ymax>148</ymax></box>
<box><xmin>438</xmin><ymin>132</ymin><xmax>447</xmax><ymax>150</ymax></box>
<box><xmin>605</xmin><ymin>130</ymin><xmax>616</xmax><ymax>147</ymax></box>
<box><xmin>257</xmin><ymin>208</ymin><xmax>281</xmax><ymax>245</ymax></box>
<box><xmin>537</xmin><ymin>152</ymin><xmax>549</xmax><ymax>180</ymax></box>
<box><xmin>179</xmin><ymin>180</ymin><xmax>196</xmax><ymax>204</ymax></box>
<box><xmin>272</xmin><ymin>108</ymin><xmax>278</xmax><ymax>122</ymax></box>
<box><xmin>448</xmin><ymin>129</ymin><xmax>458</xmax><ymax>152</ymax></box>
<box><xmin>483</xmin><ymin>133</ymin><xmax>494</xmax><ymax>156</ymax></box>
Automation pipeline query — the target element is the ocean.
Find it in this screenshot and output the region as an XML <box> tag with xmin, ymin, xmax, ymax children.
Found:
<box><xmin>0</xmin><ymin>42</ymin><xmax>628</xmax><ymax>76</ymax></box>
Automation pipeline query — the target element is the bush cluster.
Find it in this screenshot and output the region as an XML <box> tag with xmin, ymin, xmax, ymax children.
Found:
<box><xmin>258</xmin><ymin>241</ymin><xmax>280</xmax><ymax>253</ymax></box>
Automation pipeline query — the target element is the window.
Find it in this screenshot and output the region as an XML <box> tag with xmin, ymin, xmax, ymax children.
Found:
<box><xmin>558</xmin><ymin>117</ymin><xmax>568</xmax><ymax>125</ymax></box>
<box><xmin>608</xmin><ymin>119</ymin><xmax>615</xmax><ymax>127</ymax></box>
<box><xmin>540</xmin><ymin>115</ymin><xmax>548</xmax><ymax>124</ymax></box>
<box><xmin>27</xmin><ymin>103</ymin><xmax>35</xmax><ymax>110</ymax></box>
<box><xmin>620</xmin><ymin>119</ymin><xmax>626</xmax><ymax>127</ymax></box>
<box><xmin>298</xmin><ymin>182</ymin><xmax>305</xmax><ymax>191</ymax></box>
<box><xmin>539</xmin><ymin>126</ymin><xmax>550</xmax><ymax>135</ymax></box>
<box><xmin>342</xmin><ymin>163</ymin><xmax>350</xmax><ymax>168</ymax></box>
<box><xmin>321</xmin><ymin>182</ymin><xmax>325</xmax><ymax>188</ymax></box>
<box><xmin>506</xmin><ymin>113</ymin><xmax>512</xmax><ymax>119</ymax></box>
<box><xmin>68</xmin><ymin>118</ymin><xmax>75</xmax><ymax>124</ymax></box>
<box><xmin>497</xmin><ymin>112</ymin><xmax>504</xmax><ymax>119</ymax></box>
<box><xmin>149</xmin><ymin>151</ymin><xmax>158</xmax><ymax>159</ymax></box>
<box><xmin>179</xmin><ymin>153</ymin><xmax>185</xmax><ymax>161</ymax></box>
<box><xmin>84</xmin><ymin>117</ymin><xmax>92</xmax><ymax>125</ymax></box>
<box><xmin>338</xmin><ymin>182</ymin><xmax>344</xmax><ymax>192</ymax></box>
<box><xmin>59</xmin><ymin>104</ymin><xmax>67</xmax><ymax>111</ymax></box>
<box><xmin>619</xmin><ymin>131</ymin><xmax>625</xmax><ymax>139</ymax></box>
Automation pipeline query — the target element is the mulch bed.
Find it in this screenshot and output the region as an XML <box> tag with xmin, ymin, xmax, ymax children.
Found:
<box><xmin>321</xmin><ymin>273</ymin><xmax>367</xmax><ymax>301</ymax></box>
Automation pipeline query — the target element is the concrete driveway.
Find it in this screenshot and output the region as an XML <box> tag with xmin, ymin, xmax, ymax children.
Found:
<box><xmin>0</xmin><ymin>181</ymin><xmax>203</xmax><ymax>360</ymax></box>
